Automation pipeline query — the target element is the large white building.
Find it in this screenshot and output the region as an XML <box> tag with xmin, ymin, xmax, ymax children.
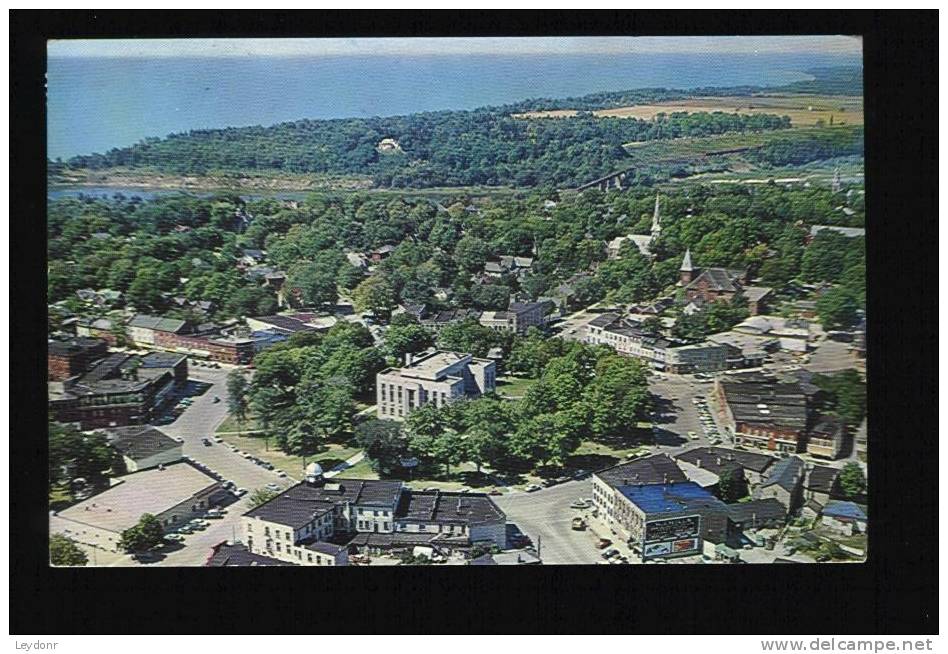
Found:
<box><xmin>376</xmin><ymin>350</ymin><xmax>496</xmax><ymax>420</ymax></box>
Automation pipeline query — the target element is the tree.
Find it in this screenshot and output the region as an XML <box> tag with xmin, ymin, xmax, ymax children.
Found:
<box><xmin>355</xmin><ymin>420</ymin><xmax>410</xmax><ymax>476</ymax></box>
<box><xmin>640</xmin><ymin>316</ymin><xmax>663</xmax><ymax>337</ymax></box>
<box><xmin>436</xmin><ymin>319</ymin><xmax>505</xmax><ymax>359</ymax></box>
<box><xmin>716</xmin><ymin>469</ymin><xmax>747</xmax><ymax>503</ymax></box>
<box><xmin>454</xmin><ymin>235</ymin><xmax>489</xmax><ymax>274</ymax></box>
<box><xmin>49</xmin><ymin>421</ymin><xmax>116</xmax><ymax>492</ymax></box>
<box><xmin>226</xmin><ymin>370</ymin><xmax>250</xmax><ymax>434</ymax></box>
<box><xmin>838</xmin><ymin>462</ymin><xmax>867</xmax><ymax>499</ymax></box>
<box><xmin>118</xmin><ymin>514</ymin><xmax>165</xmax><ymax>553</ymax></box>
<box><xmin>812</xmin><ymin>370</ymin><xmax>866</xmax><ymax>428</ymax></box>
<box><xmin>248</xmin><ymin>487</ymin><xmax>280</xmax><ymax>508</ymax></box>
<box><xmin>352</xmin><ymin>276</ymin><xmax>397</xmax><ymax>321</ymax></box>
<box><xmin>287</xmin><ymin>260</ymin><xmax>338</xmax><ymax>308</ymax></box>
<box><xmin>49</xmin><ymin>534</ymin><xmax>88</xmax><ymax>567</ymax></box>
<box><xmin>816</xmin><ymin>286</ymin><xmax>860</xmax><ymax>330</ymax></box>
<box><xmin>582</xmin><ymin>355</ymin><xmax>651</xmax><ymax>441</ymax></box>
<box><xmin>383</xmin><ymin>322</ymin><xmax>434</xmax><ymax>361</ymax></box>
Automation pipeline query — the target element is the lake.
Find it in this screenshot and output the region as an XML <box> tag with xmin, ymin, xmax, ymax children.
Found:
<box><xmin>47</xmin><ymin>50</ymin><xmax>860</xmax><ymax>160</ymax></box>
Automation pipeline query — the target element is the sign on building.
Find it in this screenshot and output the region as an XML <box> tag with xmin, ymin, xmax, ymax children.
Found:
<box><xmin>642</xmin><ymin>514</ymin><xmax>701</xmax><ymax>559</ymax></box>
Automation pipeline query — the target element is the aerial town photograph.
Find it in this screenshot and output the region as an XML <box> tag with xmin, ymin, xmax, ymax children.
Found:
<box><xmin>45</xmin><ymin>34</ymin><xmax>868</xmax><ymax>569</ymax></box>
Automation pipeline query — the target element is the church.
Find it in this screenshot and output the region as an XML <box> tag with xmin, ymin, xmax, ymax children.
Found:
<box><xmin>606</xmin><ymin>193</ymin><xmax>663</xmax><ymax>259</ymax></box>
<box><xmin>679</xmin><ymin>249</ymin><xmax>773</xmax><ymax>316</ymax></box>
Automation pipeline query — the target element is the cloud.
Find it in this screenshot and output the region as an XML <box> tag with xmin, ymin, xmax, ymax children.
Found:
<box><xmin>48</xmin><ymin>36</ymin><xmax>862</xmax><ymax>59</ymax></box>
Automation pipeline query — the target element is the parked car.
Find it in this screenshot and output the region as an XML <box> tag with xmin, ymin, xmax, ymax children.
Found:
<box><xmin>164</xmin><ymin>533</ymin><xmax>184</xmax><ymax>543</ymax></box>
<box><xmin>597</xmin><ymin>538</ymin><xmax>612</xmax><ymax>549</ymax></box>
<box><xmin>266</xmin><ymin>483</ymin><xmax>281</xmax><ymax>492</ymax></box>
<box><xmin>570</xmin><ymin>499</ymin><xmax>589</xmax><ymax>509</ymax></box>
<box><xmin>234</xmin><ymin>488</ymin><xmax>248</xmax><ymax>497</ymax></box>
<box><xmin>206</xmin><ymin>508</ymin><xmax>224</xmax><ymax>519</ymax></box>
<box><xmin>525</xmin><ymin>484</ymin><xmax>542</xmax><ymax>493</ymax></box>
<box><xmin>201</xmin><ymin>438</ymin><xmax>212</xmax><ymax>447</ymax></box>
<box><xmin>177</xmin><ymin>524</ymin><xmax>194</xmax><ymax>534</ymax></box>
<box><xmin>223</xmin><ymin>480</ymin><xmax>236</xmax><ymax>490</ymax></box>
<box><xmin>276</xmin><ymin>470</ymin><xmax>287</xmax><ymax>478</ymax></box>
<box><xmin>571</xmin><ymin>517</ymin><xmax>587</xmax><ymax>531</ymax></box>
<box><xmin>213</xmin><ymin>437</ymin><xmax>223</xmax><ymax>443</ymax></box>
<box><xmin>601</xmin><ymin>547</ymin><xmax>620</xmax><ymax>559</ymax></box>
<box><xmin>488</xmin><ymin>489</ymin><xmax>503</xmax><ymax>496</ymax></box>
<box><xmin>687</xmin><ymin>431</ymin><xmax>698</xmax><ymax>440</ymax></box>
<box><xmin>212</xmin><ymin>396</ymin><xmax>221</xmax><ymax>403</ymax></box>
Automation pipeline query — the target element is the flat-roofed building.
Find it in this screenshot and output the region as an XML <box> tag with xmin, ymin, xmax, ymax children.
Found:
<box><xmin>106</xmin><ymin>425</ymin><xmax>183</xmax><ymax>472</ymax></box>
<box><xmin>675</xmin><ymin>446</ymin><xmax>776</xmax><ymax>488</ymax></box>
<box><xmin>48</xmin><ymin>337</ymin><xmax>109</xmax><ymax>381</ymax></box>
<box><xmin>591</xmin><ymin>454</ymin><xmax>688</xmax><ymax>533</ymax></box>
<box><xmin>51</xmin><ymin>462</ymin><xmax>223</xmax><ymax>552</ymax></box>
<box><xmin>393</xmin><ymin>490</ymin><xmax>507</xmax><ymax>548</ymax></box>
<box><xmin>376</xmin><ymin>350</ymin><xmax>496</xmax><ymax>420</ymax></box>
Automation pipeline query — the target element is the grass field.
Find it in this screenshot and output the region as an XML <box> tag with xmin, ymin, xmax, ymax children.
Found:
<box><xmin>496</xmin><ymin>375</ymin><xmax>538</xmax><ymax>399</ymax></box>
<box><xmin>218</xmin><ymin>426</ymin><xmax>361</xmax><ymax>478</ymax></box>
<box><xmin>514</xmin><ymin>94</ymin><xmax>863</xmax><ymax>128</ymax></box>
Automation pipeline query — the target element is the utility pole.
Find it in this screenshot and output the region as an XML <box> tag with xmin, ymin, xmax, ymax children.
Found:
<box><xmin>536</xmin><ymin>534</ymin><xmax>541</xmax><ymax>559</ymax></box>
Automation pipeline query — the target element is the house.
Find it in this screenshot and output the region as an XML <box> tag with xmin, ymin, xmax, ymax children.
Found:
<box><xmin>807</xmin><ymin>418</ymin><xmax>846</xmax><ymax>460</ymax></box>
<box><xmin>419</xmin><ymin>309</ymin><xmax>482</xmax><ymax>333</ymax></box>
<box><xmin>821</xmin><ymin>501</ymin><xmax>867</xmax><ymax>535</ymax></box>
<box><xmin>127</xmin><ymin>314</ymin><xmax>189</xmax><ymax>347</ymax></box>
<box><xmin>376</xmin><ymin>350</ymin><xmax>496</xmax><ymax>420</ymax></box>
<box><xmin>612</xmin><ymin>482</ymin><xmax>730</xmax><ymax>559</ymax></box>
<box><xmin>753</xmin><ymin>456</ymin><xmax>806</xmax><ymax>513</ymax></box>
<box><xmin>714</xmin><ymin>375</ymin><xmax>810</xmax><ymax>454</ymax></box>
<box><xmin>679</xmin><ymin>250</ymin><xmax>773</xmax><ymax>316</ymax></box>
<box><xmin>369</xmin><ymin>244</ymin><xmax>397</xmax><ymax>263</ymax></box>
<box><xmin>106</xmin><ymin>425</ymin><xmax>183</xmax><ymax>472</ymax></box>
<box><xmin>345</xmin><ymin>252</ymin><xmax>368</xmax><ymax>269</ymax></box>
<box><xmin>48</xmin><ymin>337</ymin><xmax>109</xmax><ymax>381</ymax></box>
<box><xmin>51</xmin><ymin>461</ymin><xmax>224</xmax><ymax>552</ymax></box>
<box><xmin>675</xmin><ymin>446</ymin><xmax>775</xmax><ymax>488</ymax></box>
<box><xmin>725</xmin><ymin>498</ymin><xmax>787</xmax><ymax>531</ymax></box>
<box><xmin>803</xmin><ymin>465</ymin><xmax>841</xmax><ymax>506</ymax></box>
<box><xmin>75</xmin><ymin>317</ymin><xmax>119</xmax><ymax>345</ymax></box>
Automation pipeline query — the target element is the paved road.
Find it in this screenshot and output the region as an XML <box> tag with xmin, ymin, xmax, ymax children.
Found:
<box><xmin>493</xmin><ymin>480</ymin><xmax>602</xmax><ymax>565</ymax></box>
<box><xmin>648</xmin><ymin>375</ymin><xmax>720</xmax><ymax>456</ymax></box>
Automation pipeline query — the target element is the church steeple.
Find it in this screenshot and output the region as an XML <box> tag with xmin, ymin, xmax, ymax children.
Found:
<box><xmin>680</xmin><ymin>248</ymin><xmax>694</xmax><ymax>285</ymax></box>
<box><xmin>651</xmin><ymin>192</ymin><xmax>662</xmax><ymax>239</ymax></box>
<box><xmin>832</xmin><ymin>166</ymin><xmax>841</xmax><ymax>194</ymax></box>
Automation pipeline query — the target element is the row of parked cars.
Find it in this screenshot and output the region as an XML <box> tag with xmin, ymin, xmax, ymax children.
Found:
<box><xmin>692</xmin><ymin>396</ymin><xmax>723</xmax><ymax>445</ymax></box>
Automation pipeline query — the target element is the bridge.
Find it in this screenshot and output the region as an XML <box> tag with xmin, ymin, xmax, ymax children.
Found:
<box><xmin>574</xmin><ymin>146</ymin><xmax>753</xmax><ymax>192</ymax></box>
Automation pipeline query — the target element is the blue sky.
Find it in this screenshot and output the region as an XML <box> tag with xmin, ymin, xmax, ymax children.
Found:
<box><xmin>48</xmin><ymin>36</ymin><xmax>862</xmax><ymax>59</ymax></box>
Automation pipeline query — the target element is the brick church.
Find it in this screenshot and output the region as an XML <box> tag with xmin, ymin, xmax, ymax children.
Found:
<box><xmin>679</xmin><ymin>249</ymin><xmax>773</xmax><ymax>316</ymax></box>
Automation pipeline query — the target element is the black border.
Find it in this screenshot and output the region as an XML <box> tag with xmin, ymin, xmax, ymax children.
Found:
<box><xmin>11</xmin><ymin>10</ymin><xmax>937</xmax><ymax>635</ymax></box>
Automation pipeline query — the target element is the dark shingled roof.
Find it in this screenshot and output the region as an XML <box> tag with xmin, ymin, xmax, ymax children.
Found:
<box><xmin>139</xmin><ymin>352</ymin><xmax>187</xmax><ymax>368</ymax></box>
<box><xmin>109</xmin><ymin>426</ymin><xmax>181</xmax><ymax>461</ymax></box>
<box><xmin>395</xmin><ymin>490</ymin><xmax>506</xmax><ymax>527</ymax></box>
<box><xmin>48</xmin><ymin>337</ymin><xmax>106</xmax><ymax>357</ymax></box>
<box><xmin>595</xmin><ymin>454</ymin><xmax>688</xmax><ymax>489</ymax></box>
<box><xmin>726</xmin><ymin>498</ymin><xmax>787</xmax><ymax>525</ymax></box>
<box><xmin>676</xmin><ymin>446</ymin><xmax>776</xmax><ymax>475</ymax></box>
<box><xmin>687</xmin><ymin>268</ymin><xmax>745</xmax><ymax>293</ymax></box>
<box><xmin>760</xmin><ymin>456</ymin><xmax>806</xmax><ymax>493</ymax></box>
<box><xmin>588</xmin><ymin>313</ymin><xmax>621</xmax><ymax>328</ymax></box>
<box><xmin>205</xmin><ymin>543</ymin><xmax>295</xmax><ymax>567</ymax></box>
<box><xmin>304</xmin><ymin>540</ymin><xmax>347</xmax><ymax>556</ymax></box>
<box><xmin>719</xmin><ymin>378</ymin><xmax>809</xmax><ymax>430</ymax></box>
<box><xmin>245</xmin><ymin>479</ymin><xmax>404</xmax><ymax>529</ymax></box>
<box><xmin>805</xmin><ymin>465</ymin><xmax>841</xmax><ymax>494</ymax></box>
<box><xmin>250</xmin><ymin>315</ymin><xmax>319</xmax><ymax>334</ymax></box>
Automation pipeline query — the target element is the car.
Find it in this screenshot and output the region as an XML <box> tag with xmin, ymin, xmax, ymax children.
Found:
<box><xmin>201</xmin><ymin>438</ymin><xmax>212</xmax><ymax>446</ymax></box>
<box><xmin>177</xmin><ymin>524</ymin><xmax>194</xmax><ymax>534</ymax></box>
<box><xmin>234</xmin><ymin>488</ymin><xmax>248</xmax><ymax>497</ymax></box>
<box><xmin>601</xmin><ymin>548</ymin><xmax>619</xmax><ymax>559</ymax></box>
<box><xmin>263</xmin><ymin>463</ymin><xmax>275</xmax><ymax>471</ymax></box>
<box><xmin>570</xmin><ymin>499</ymin><xmax>589</xmax><ymax>509</ymax></box>
<box><xmin>687</xmin><ymin>431</ymin><xmax>697</xmax><ymax>440</ymax></box>
<box><xmin>524</xmin><ymin>484</ymin><xmax>542</xmax><ymax>493</ymax></box>
<box><xmin>266</xmin><ymin>483</ymin><xmax>281</xmax><ymax>492</ymax></box>
<box><xmin>223</xmin><ymin>480</ymin><xmax>236</xmax><ymax>490</ymax></box>
<box><xmin>277</xmin><ymin>471</ymin><xmax>287</xmax><ymax>478</ymax></box>
<box><xmin>212</xmin><ymin>396</ymin><xmax>221</xmax><ymax>403</ymax></box>
<box><xmin>164</xmin><ymin>533</ymin><xmax>184</xmax><ymax>543</ymax></box>
<box><xmin>459</xmin><ymin>487</ymin><xmax>471</xmax><ymax>493</ymax></box>
<box><xmin>571</xmin><ymin>517</ymin><xmax>587</xmax><ymax>531</ymax></box>
<box><xmin>213</xmin><ymin>437</ymin><xmax>223</xmax><ymax>443</ymax></box>
<box><xmin>597</xmin><ymin>538</ymin><xmax>612</xmax><ymax>549</ymax></box>
<box><xmin>206</xmin><ymin>508</ymin><xmax>224</xmax><ymax>519</ymax></box>
<box><xmin>555</xmin><ymin>476</ymin><xmax>571</xmax><ymax>485</ymax></box>
<box><xmin>190</xmin><ymin>520</ymin><xmax>208</xmax><ymax>530</ymax></box>
<box><xmin>488</xmin><ymin>489</ymin><xmax>503</xmax><ymax>496</ymax></box>
<box><xmin>541</xmin><ymin>478</ymin><xmax>557</xmax><ymax>488</ymax></box>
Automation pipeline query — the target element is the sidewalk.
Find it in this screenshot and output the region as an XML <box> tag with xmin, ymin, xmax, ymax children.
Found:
<box><xmin>324</xmin><ymin>451</ymin><xmax>366</xmax><ymax>478</ymax></box>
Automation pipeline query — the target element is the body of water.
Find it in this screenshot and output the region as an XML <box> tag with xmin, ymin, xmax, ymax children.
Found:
<box><xmin>48</xmin><ymin>50</ymin><xmax>860</xmax><ymax>160</ymax></box>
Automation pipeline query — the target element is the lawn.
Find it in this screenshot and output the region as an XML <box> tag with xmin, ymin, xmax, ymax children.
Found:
<box><xmin>496</xmin><ymin>375</ymin><xmax>538</xmax><ymax>399</ymax></box>
<box><xmin>215</xmin><ymin>413</ymin><xmax>261</xmax><ymax>434</ymax></box>
<box><xmin>217</xmin><ymin>429</ymin><xmax>362</xmax><ymax>479</ymax></box>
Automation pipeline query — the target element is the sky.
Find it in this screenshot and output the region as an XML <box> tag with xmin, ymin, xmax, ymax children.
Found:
<box><xmin>48</xmin><ymin>35</ymin><xmax>862</xmax><ymax>59</ymax></box>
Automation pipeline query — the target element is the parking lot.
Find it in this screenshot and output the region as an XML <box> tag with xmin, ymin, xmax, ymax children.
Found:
<box><xmin>648</xmin><ymin>374</ymin><xmax>724</xmax><ymax>456</ymax></box>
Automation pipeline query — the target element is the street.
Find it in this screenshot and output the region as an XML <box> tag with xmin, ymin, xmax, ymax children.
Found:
<box><xmin>493</xmin><ymin>479</ymin><xmax>603</xmax><ymax>564</ymax></box>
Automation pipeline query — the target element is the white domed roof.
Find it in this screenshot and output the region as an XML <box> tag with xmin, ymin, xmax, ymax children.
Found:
<box><xmin>305</xmin><ymin>462</ymin><xmax>324</xmax><ymax>477</ymax></box>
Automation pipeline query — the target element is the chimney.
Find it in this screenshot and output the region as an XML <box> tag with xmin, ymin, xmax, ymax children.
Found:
<box><xmin>663</xmin><ymin>473</ymin><xmax>668</xmax><ymax>484</ymax></box>
<box><xmin>716</xmin><ymin>457</ymin><xmax>722</xmax><ymax>466</ymax></box>
<box><xmin>405</xmin><ymin>352</ymin><xmax>413</xmax><ymax>367</ymax></box>
<box><xmin>696</xmin><ymin>458</ymin><xmax>702</xmax><ymax>468</ymax></box>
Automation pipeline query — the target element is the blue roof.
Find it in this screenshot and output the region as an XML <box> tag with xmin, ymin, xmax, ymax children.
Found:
<box><xmin>822</xmin><ymin>500</ymin><xmax>867</xmax><ymax>521</ymax></box>
<box><xmin>616</xmin><ymin>482</ymin><xmax>724</xmax><ymax>514</ymax></box>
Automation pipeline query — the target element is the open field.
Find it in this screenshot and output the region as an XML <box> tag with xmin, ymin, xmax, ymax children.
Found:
<box><xmin>514</xmin><ymin>94</ymin><xmax>863</xmax><ymax>128</ymax></box>
<box><xmin>496</xmin><ymin>375</ymin><xmax>538</xmax><ymax>399</ymax></box>
<box><xmin>217</xmin><ymin>425</ymin><xmax>361</xmax><ymax>479</ymax></box>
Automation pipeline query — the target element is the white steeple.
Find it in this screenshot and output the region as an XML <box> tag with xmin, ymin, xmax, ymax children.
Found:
<box><xmin>650</xmin><ymin>192</ymin><xmax>662</xmax><ymax>239</ymax></box>
<box><xmin>832</xmin><ymin>166</ymin><xmax>841</xmax><ymax>193</ymax></box>
<box><xmin>680</xmin><ymin>248</ymin><xmax>694</xmax><ymax>272</ymax></box>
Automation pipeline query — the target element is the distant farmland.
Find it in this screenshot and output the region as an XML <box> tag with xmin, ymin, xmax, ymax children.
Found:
<box><xmin>513</xmin><ymin>94</ymin><xmax>864</xmax><ymax>128</ymax></box>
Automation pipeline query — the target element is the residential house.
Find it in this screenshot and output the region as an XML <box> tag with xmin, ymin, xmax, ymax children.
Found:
<box><xmin>803</xmin><ymin>465</ymin><xmax>841</xmax><ymax>507</ymax></box>
<box><xmin>725</xmin><ymin>498</ymin><xmax>787</xmax><ymax>531</ymax></box>
<box><xmin>753</xmin><ymin>456</ymin><xmax>806</xmax><ymax>513</ymax></box>
<box><xmin>820</xmin><ymin>501</ymin><xmax>867</xmax><ymax>535</ymax></box>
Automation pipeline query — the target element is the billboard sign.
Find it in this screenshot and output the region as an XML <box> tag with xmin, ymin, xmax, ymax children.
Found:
<box><xmin>643</xmin><ymin>542</ymin><xmax>672</xmax><ymax>558</ymax></box>
<box><xmin>673</xmin><ymin>538</ymin><xmax>700</xmax><ymax>554</ymax></box>
<box><xmin>644</xmin><ymin>515</ymin><xmax>701</xmax><ymax>544</ymax></box>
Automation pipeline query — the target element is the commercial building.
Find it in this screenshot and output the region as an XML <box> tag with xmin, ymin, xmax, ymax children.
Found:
<box><xmin>806</xmin><ymin>418</ymin><xmax>846</xmax><ymax>460</ymax></box>
<box><xmin>48</xmin><ymin>353</ymin><xmax>179</xmax><ymax>429</ymax></box>
<box><xmin>205</xmin><ymin>542</ymin><xmax>296</xmax><ymax>567</ymax></box>
<box><xmin>241</xmin><ymin>470</ymin><xmax>506</xmax><ymax>566</ymax></box>
<box><xmin>420</xmin><ymin>309</ymin><xmax>482</xmax><ymax>332</ymax></box>
<box><xmin>725</xmin><ymin>498</ymin><xmax>787</xmax><ymax>531</ymax></box>
<box><xmin>714</xmin><ymin>375</ymin><xmax>810</xmax><ymax>454</ymax></box>
<box><xmin>75</xmin><ymin>317</ymin><xmax>120</xmax><ymax>346</ymax></box>
<box><xmin>675</xmin><ymin>446</ymin><xmax>775</xmax><ymax>489</ymax></box>
<box><xmin>612</xmin><ymin>482</ymin><xmax>730</xmax><ymax>559</ymax></box>
<box><xmin>584</xmin><ymin>313</ymin><xmax>727</xmax><ymax>373</ymax></box>
<box><xmin>127</xmin><ymin>314</ymin><xmax>189</xmax><ymax>347</ymax></box>
<box><xmin>106</xmin><ymin>425</ymin><xmax>183</xmax><ymax>472</ymax></box>
<box><xmin>51</xmin><ymin>462</ymin><xmax>224</xmax><ymax>552</ymax></box>
<box><xmin>48</xmin><ymin>337</ymin><xmax>109</xmax><ymax>381</ymax></box>
<box><xmin>478</xmin><ymin>301</ymin><xmax>547</xmax><ymax>335</ymax></box>
<box><xmin>376</xmin><ymin>350</ymin><xmax>496</xmax><ymax>420</ymax></box>
<box><xmin>591</xmin><ymin>454</ymin><xmax>688</xmax><ymax>533</ymax></box>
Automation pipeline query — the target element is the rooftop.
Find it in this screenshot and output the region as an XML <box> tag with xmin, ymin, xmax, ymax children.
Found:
<box><xmin>57</xmin><ymin>462</ymin><xmax>220</xmax><ymax>534</ymax></box>
<box><xmin>205</xmin><ymin>542</ymin><xmax>295</xmax><ymax>567</ymax></box>
<box><xmin>760</xmin><ymin>456</ymin><xmax>806</xmax><ymax>493</ymax></box>
<box><xmin>676</xmin><ymin>446</ymin><xmax>775</xmax><ymax>474</ymax></box>
<box><xmin>595</xmin><ymin>454</ymin><xmax>688</xmax><ymax>489</ymax></box>
<box><xmin>822</xmin><ymin>500</ymin><xmax>867</xmax><ymax>521</ymax></box>
<box><xmin>805</xmin><ymin>465</ymin><xmax>841</xmax><ymax>493</ymax></box>
<box><xmin>719</xmin><ymin>377</ymin><xmax>809</xmax><ymax>429</ymax></box>
<box><xmin>616</xmin><ymin>481</ymin><xmax>727</xmax><ymax>515</ymax></box>
<box><xmin>725</xmin><ymin>498</ymin><xmax>787</xmax><ymax>525</ymax></box>
<box><xmin>395</xmin><ymin>490</ymin><xmax>506</xmax><ymax>527</ymax></box>
<box><xmin>48</xmin><ymin>337</ymin><xmax>106</xmax><ymax>357</ymax></box>
<box><xmin>139</xmin><ymin>352</ymin><xmax>187</xmax><ymax>368</ymax></box>
<box><xmin>128</xmin><ymin>314</ymin><xmax>188</xmax><ymax>333</ymax></box>
<box><xmin>245</xmin><ymin>479</ymin><xmax>404</xmax><ymax>529</ymax></box>
<box><xmin>108</xmin><ymin>426</ymin><xmax>181</xmax><ymax>462</ymax></box>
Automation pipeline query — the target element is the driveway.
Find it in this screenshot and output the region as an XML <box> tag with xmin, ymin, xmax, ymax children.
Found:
<box><xmin>493</xmin><ymin>479</ymin><xmax>602</xmax><ymax>564</ymax></box>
